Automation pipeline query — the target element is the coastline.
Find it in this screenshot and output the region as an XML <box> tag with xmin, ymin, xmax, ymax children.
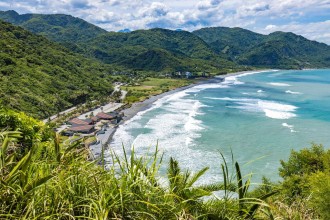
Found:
<box><xmin>119</xmin><ymin>69</ymin><xmax>273</xmax><ymax>125</ymax></box>
<box><xmin>89</xmin><ymin>69</ymin><xmax>273</xmax><ymax>158</ymax></box>
<box><xmin>89</xmin><ymin>77</ymin><xmax>221</xmax><ymax>158</ymax></box>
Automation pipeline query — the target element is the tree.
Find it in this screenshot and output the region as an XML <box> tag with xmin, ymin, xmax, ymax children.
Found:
<box><xmin>279</xmin><ymin>144</ymin><xmax>325</xmax><ymax>178</ymax></box>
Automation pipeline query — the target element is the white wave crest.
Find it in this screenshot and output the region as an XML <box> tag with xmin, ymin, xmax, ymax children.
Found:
<box><xmin>111</xmin><ymin>91</ymin><xmax>206</xmax><ymax>156</ymax></box>
<box><xmin>285</xmin><ymin>90</ymin><xmax>302</xmax><ymax>95</ymax></box>
<box><xmin>268</xmin><ymin>82</ymin><xmax>291</xmax><ymax>87</ymax></box>
<box><xmin>209</xmin><ymin>97</ymin><xmax>298</xmax><ymax>120</ymax></box>
<box><xmin>191</xmin><ymin>83</ymin><xmax>229</xmax><ymax>90</ymax></box>
<box><xmin>222</xmin><ymin>70</ymin><xmax>274</xmax><ymax>86</ymax></box>
<box><xmin>282</xmin><ymin>123</ymin><xmax>298</xmax><ymax>132</ymax></box>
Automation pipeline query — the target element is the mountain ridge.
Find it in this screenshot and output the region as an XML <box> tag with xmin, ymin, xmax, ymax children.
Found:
<box><xmin>0</xmin><ymin>10</ymin><xmax>329</xmax><ymax>71</ymax></box>
<box><xmin>0</xmin><ymin>10</ymin><xmax>107</xmax><ymax>43</ymax></box>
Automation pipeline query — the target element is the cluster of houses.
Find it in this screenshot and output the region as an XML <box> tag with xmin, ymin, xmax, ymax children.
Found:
<box><xmin>63</xmin><ymin>112</ymin><xmax>121</xmax><ymax>136</ymax></box>
<box><xmin>162</xmin><ymin>71</ymin><xmax>210</xmax><ymax>79</ymax></box>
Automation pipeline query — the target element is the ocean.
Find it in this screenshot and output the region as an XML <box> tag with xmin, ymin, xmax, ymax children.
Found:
<box><xmin>107</xmin><ymin>69</ymin><xmax>330</xmax><ymax>184</ymax></box>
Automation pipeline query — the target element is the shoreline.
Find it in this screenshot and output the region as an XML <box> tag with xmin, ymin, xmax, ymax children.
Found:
<box><xmin>89</xmin><ymin>77</ymin><xmax>220</xmax><ymax>158</ymax></box>
<box><xmin>118</xmin><ymin>69</ymin><xmax>273</xmax><ymax>125</ymax></box>
<box><xmin>96</xmin><ymin>69</ymin><xmax>273</xmax><ymax>153</ymax></box>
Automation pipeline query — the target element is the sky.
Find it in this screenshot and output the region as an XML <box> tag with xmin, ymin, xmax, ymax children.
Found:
<box><xmin>1</xmin><ymin>0</ymin><xmax>330</xmax><ymax>44</ymax></box>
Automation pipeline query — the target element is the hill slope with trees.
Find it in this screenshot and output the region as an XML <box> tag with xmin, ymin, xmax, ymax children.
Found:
<box><xmin>81</xmin><ymin>28</ymin><xmax>238</xmax><ymax>72</ymax></box>
<box><xmin>0</xmin><ymin>10</ymin><xmax>107</xmax><ymax>43</ymax></box>
<box><xmin>1</xmin><ymin>10</ymin><xmax>330</xmax><ymax>70</ymax></box>
<box><xmin>193</xmin><ymin>27</ymin><xmax>330</xmax><ymax>69</ymax></box>
<box><xmin>0</xmin><ymin>20</ymin><xmax>114</xmax><ymax>118</ymax></box>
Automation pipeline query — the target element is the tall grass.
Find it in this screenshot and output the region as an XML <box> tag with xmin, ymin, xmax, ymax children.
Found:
<box><xmin>0</xmin><ymin>131</ymin><xmax>276</xmax><ymax>219</ymax></box>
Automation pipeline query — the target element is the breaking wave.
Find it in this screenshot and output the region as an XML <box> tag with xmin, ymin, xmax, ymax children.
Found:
<box><xmin>282</xmin><ymin>123</ymin><xmax>297</xmax><ymax>133</ymax></box>
<box><xmin>285</xmin><ymin>90</ymin><xmax>302</xmax><ymax>95</ymax></box>
<box><xmin>268</xmin><ymin>82</ymin><xmax>291</xmax><ymax>87</ymax></box>
<box><xmin>208</xmin><ymin>97</ymin><xmax>298</xmax><ymax>120</ymax></box>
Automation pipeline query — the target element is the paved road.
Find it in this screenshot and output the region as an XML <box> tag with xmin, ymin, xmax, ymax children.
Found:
<box><xmin>78</xmin><ymin>103</ymin><xmax>124</xmax><ymax>119</ymax></box>
<box><xmin>43</xmin><ymin>83</ymin><xmax>126</xmax><ymax>123</ymax></box>
<box><xmin>42</xmin><ymin>106</ymin><xmax>77</xmax><ymax>123</ymax></box>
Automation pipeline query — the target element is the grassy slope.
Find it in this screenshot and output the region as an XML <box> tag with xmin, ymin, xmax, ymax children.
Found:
<box><xmin>123</xmin><ymin>77</ymin><xmax>191</xmax><ymax>103</ymax></box>
<box><xmin>0</xmin><ymin>20</ymin><xmax>115</xmax><ymax>119</ymax></box>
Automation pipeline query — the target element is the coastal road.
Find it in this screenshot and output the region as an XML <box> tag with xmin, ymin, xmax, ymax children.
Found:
<box><xmin>78</xmin><ymin>103</ymin><xmax>124</xmax><ymax>119</ymax></box>
<box><xmin>43</xmin><ymin>83</ymin><xmax>126</xmax><ymax>123</ymax></box>
<box><xmin>42</xmin><ymin>106</ymin><xmax>77</xmax><ymax>123</ymax></box>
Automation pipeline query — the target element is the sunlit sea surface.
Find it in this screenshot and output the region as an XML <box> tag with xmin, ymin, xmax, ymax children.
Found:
<box><xmin>108</xmin><ymin>69</ymin><xmax>330</xmax><ymax>184</ymax></box>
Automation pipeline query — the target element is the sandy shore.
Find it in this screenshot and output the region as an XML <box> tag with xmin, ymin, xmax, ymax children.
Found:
<box><xmin>90</xmin><ymin>69</ymin><xmax>271</xmax><ymax>157</ymax></box>
<box><xmin>119</xmin><ymin>70</ymin><xmax>268</xmax><ymax>123</ymax></box>
<box><xmin>120</xmin><ymin>78</ymin><xmax>218</xmax><ymax>122</ymax></box>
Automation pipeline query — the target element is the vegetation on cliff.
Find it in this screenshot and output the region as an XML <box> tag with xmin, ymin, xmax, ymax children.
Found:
<box><xmin>0</xmin><ymin>20</ymin><xmax>115</xmax><ymax>119</ymax></box>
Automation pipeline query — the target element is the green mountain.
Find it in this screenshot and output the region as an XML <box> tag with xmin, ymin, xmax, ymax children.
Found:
<box><xmin>0</xmin><ymin>10</ymin><xmax>107</xmax><ymax>44</ymax></box>
<box><xmin>193</xmin><ymin>27</ymin><xmax>330</xmax><ymax>68</ymax></box>
<box><xmin>193</xmin><ymin>27</ymin><xmax>264</xmax><ymax>57</ymax></box>
<box><xmin>237</xmin><ymin>31</ymin><xmax>330</xmax><ymax>68</ymax></box>
<box><xmin>81</xmin><ymin>28</ymin><xmax>238</xmax><ymax>72</ymax></box>
<box><xmin>1</xmin><ymin>10</ymin><xmax>329</xmax><ymax>71</ymax></box>
<box><xmin>0</xmin><ymin>20</ymin><xmax>114</xmax><ymax>119</ymax></box>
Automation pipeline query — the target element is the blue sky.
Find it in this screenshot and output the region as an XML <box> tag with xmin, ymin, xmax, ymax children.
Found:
<box><xmin>1</xmin><ymin>0</ymin><xmax>330</xmax><ymax>44</ymax></box>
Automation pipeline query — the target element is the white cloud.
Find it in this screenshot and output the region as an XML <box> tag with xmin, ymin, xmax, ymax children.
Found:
<box><xmin>265</xmin><ymin>24</ymin><xmax>277</xmax><ymax>30</ymax></box>
<box><xmin>1</xmin><ymin>0</ymin><xmax>330</xmax><ymax>44</ymax></box>
<box><xmin>138</xmin><ymin>2</ymin><xmax>169</xmax><ymax>17</ymax></box>
<box><xmin>197</xmin><ymin>0</ymin><xmax>221</xmax><ymax>10</ymax></box>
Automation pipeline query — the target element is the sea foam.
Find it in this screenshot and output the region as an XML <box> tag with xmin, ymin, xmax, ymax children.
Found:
<box><xmin>110</xmin><ymin>88</ymin><xmax>206</xmax><ymax>155</ymax></box>
<box><xmin>210</xmin><ymin>97</ymin><xmax>298</xmax><ymax>120</ymax></box>
<box><xmin>285</xmin><ymin>90</ymin><xmax>302</xmax><ymax>95</ymax></box>
<box><xmin>268</xmin><ymin>82</ymin><xmax>291</xmax><ymax>87</ymax></box>
<box><xmin>282</xmin><ymin>123</ymin><xmax>297</xmax><ymax>132</ymax></box>
<box><xmin>108</xmin><ymin>88</ymin><xmax>224</xmax><ymax>185</ymax></box>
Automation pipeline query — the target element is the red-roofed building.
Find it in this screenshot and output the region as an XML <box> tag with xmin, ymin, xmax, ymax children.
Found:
<box><xmin>96</xmin><ymin>112</ymin><xmax>116</xmax><ymax>120</ymax></box>
<box><xmin>68</xmin><ymin>118</ymin><xmax>92</xmax><ymax>126</ymax></box>
<box><xmin>91</xmin><ymin>116</ymin><xmax>99</xmax><ymax>122</ymax></box>
<box><xmin>68</xmin><ymin>125</ymin><xmax>95</xmax><ymax>134</ymax></box>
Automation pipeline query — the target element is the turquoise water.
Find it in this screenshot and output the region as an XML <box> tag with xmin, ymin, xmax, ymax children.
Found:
<box><xmin>108</xmin><ymin>69</ymin><xmax>330</xmax><ymax>184</ymax></box>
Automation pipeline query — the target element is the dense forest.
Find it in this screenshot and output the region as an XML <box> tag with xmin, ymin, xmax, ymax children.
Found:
<box><xmin>194</xmin><ymin>27</ymin><xmax>330</xmax><ymax>69</ymax></box>
<box><xmin>0</xmin><ymin>20</ymin><xmax>115</xmax><ymax>119</ymax></box>
<box><xmin>1</xmin><ymin>10</ymin><xmax>330</xmax><ymax>72</ymax></box>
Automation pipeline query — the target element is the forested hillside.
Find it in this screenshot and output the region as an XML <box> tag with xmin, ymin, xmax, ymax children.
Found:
<box><xmin>237</xmin><ymin>31</ymin><xmax>330</xmax><ymax>68</ymax></box>
<box><xmin>193</xmin><ymin>27</ymin><xmax>265</xmax><ymax>57</ymax></box>
<box><xmin>193</xmin><ymin>27</ymin><xmax>330</xmax><ymax>68</ymax></box>
<box><xmin>81</xmin><ymin>28</ymin><xmax>238</xmax><ymax>72</ymax></box>
<box><xmin>1</xmin><ymin>10</ymin><xmax>329</xmax><ymax>70</ymax></box>
<box><xmin>0</xmin><ymin>20</ymin><xmax>114</xmax><ymax>118</ymax></box>
<box><xmin>0</xmin><ymin>10</ymin><xmax>107</xmax><ymax>43</ymax></box>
